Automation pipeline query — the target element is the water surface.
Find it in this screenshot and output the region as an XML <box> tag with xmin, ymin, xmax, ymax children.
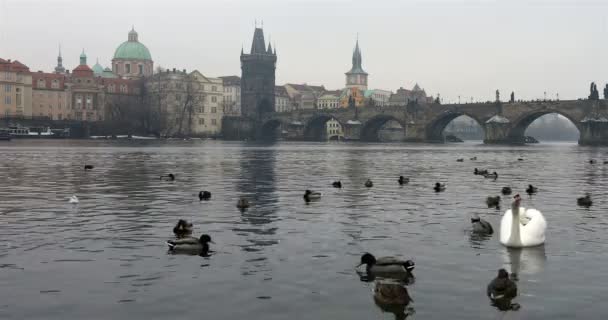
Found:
<box><xmin>1</xmin><ymin>140</ymin><xmax>607</xmax><ymax>319</ymax></box>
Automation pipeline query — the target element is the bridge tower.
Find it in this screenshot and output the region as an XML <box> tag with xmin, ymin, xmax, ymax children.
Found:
<box><xmin>240</xmin><ymin>27</ymin><xmax>276</xmax><ymax>120</ymax></box>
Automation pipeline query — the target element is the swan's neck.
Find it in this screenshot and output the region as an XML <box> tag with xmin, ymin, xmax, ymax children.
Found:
<box><xmin>509</xmin><ymin>204</ymin><xmax>522</xmax><ymax>246</ymax></box>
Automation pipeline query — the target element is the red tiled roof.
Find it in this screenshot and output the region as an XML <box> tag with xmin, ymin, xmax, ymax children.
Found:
<box><xmin>32</xmin><ymin>72</ymin><xmax>66</xmax><ymax>90</ymax></box>
<box><xmin>72</xmin><ymin>64</ymin><xmax>93</xmax><ymax>77</ymax></box>
<box><xmin>0</xmin><ymin>59</ymin><xmax>30</xmax><ymax>72</ymax></box>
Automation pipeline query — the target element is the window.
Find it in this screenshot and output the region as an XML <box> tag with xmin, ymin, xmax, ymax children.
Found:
<box><xmin>138</xmin><ymin>64</ymin><xmax>143</xmax><ymax>75</ymax></box>
<box><xmin>5</xmin><ymin>96</ymin><xmax>11</xmax><ymax>105</ymax></box>
<box><xmin>108</xmin><ymin>84</ymin><xmax>115</xmax><ymax>93</ymax></box>
<box><xmin>76</xmin><ymin>95</ymin><xmax>82</xmax><ymax>109</ymax></box>
<box><xmin>86</xmin><ymin>79</ymin><xmax>91</xmax><ymax>84</ymax></box>
<box><xmin>4</xmin><ymin>84</ymin><xmax>11</xmax><ymax>92</ymax></box>
<box><xmin>37</xmin><ymin>79</ymin><xmax>45</xmax><ymax>88</ymax></box>
<box><xmin>212</xmin><ymin>86</ymin><xmax>217</xmax><ymax>92</ymax></box>
<box><xmin>198</xmin><ymin>118</ymin><xmax>205</xmax><ymax>125</ymax></box>
<box><xmin>120</xmin><ymin>85</ymin><xmax>127</xmax><ymax>93</ymax></box>
<box><xmin>125</xmin><ymin>64</ymin><xmax>131</xmax><ymax>74</ymax></box>
<box><xmin>211</xmin><ymin>119</ymin><xmax>217</xmax><ymax>125</ymax></box>
<box><xmin>86</xmin><ymin>96</ymin><xmax>92</xmax><ymax>109</ymax></box>
<box><xmin>211</xmin><ymin>107</ymin><xmax>217</xmax><ymax>113</ymax></box>
<box><xmin>198</xmin><ymin>106</ymin><xmax>205</xmax><ymax>113</ymax></box>
<box><xmin>16</xmin><ymin>94</ymin><xmax>21</xmax><ymax>106</ymax></box>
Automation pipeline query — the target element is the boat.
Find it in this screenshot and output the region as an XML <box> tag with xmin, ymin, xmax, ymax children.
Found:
<box><xmin>6</xmin><ymin>126</ymin><xmax>55</xmax><ymax>138</ymax></box>
<box><xmin>0</xmin><ymin>129</ymin><xmax>11</xmax><ymax>141</ymax></box>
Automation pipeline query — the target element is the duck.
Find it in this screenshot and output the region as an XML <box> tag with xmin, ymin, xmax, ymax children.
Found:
<box><xmin>84</xmin><ymin>164</ymin><xmax>94</xmax><ymax>171</ymax></box>
<box><xmin>199</xmin><ymin>191</ymin><xmax>211</xmax><ymax>201</ymax></box>
<box><xmin>474</xmin><ymin>168</ymin><xmax>488</xmax><ymax>176</ymax></box>
<box><xmin>604</xmin><ymin>160</ymin><xmax>608</xmax><ymax>164</ymax></box>
<box><xmin>589</xmin><ymin>159</ymin><xmax>596</xmax><ymax>164</ymax></box>
<box><xmin>167</xmin><ymin>234</ymin><xmax>213</xmax><ymax>256</ymax></box>
<box><xmin>365</xmin><ymin>179</ymin><xmax>374</xmax><ymax>188</ymax></box>
<box><xmin>433</xmin><ymin>182</ymin><xmax>446</xmax><ymax>192</ymax></box>
<box><xmin>373</xmin><ymin>281</ymin><xmax>413</xmax><ymax>318</ymax></box>
<box><xmin>577</xmin><ymin>194</ymin><xmax>592</xmax><ymax>207</ymax></box>
<box><xmin>358</xmin><ymin>253</ymin><xmax>415</xmax><ymax>280</ymax></box>
<box><xmin>236</xmin><ymin>198</ymin><xmax>250</xmax><ymax>210</ymax></box>
<box><xmin>470</xmin><ymin>156</ymin><xmax>477</xmax><ymax>160</ymax></box>
<box><xmin>501</xmin><ymin>187</ymin><xmax>512</xmax><ymax>195</ymax></box>
<box><xmin>525</xmin><ymin>184</ymin><xmax>538</xmax><ymax>195</ymax></box>
<box><xmin>517</xmin><ymin>158</ymin><xmax>524</xmax><ymax>161</ymax></box>
<box><xmin>160</xmin><ymin>173</ymin><xmax>175</xmax><ymax>181</ymax></box>
<box><xmin>486</xmin><ymin>196</ymin><xmax>501</xmax><ymax>209</ymax></box>
<box><xmin>471</xmin><ymin>213</ymin><xmax>493</xmax><ymax>234</ymax></box>
<box><xmin>500</xmin><ymin>194</ymin><xmax>547</xmax><ymax>247</ymax></box>
<box><xmin>68</xmin><ymin>195</ymin><xmax>79</xmax><ymax>204</ymax></box>
<box><xmin>456</xmin><ymin>158</ymin><xmax>464</xmax><ymax>162</ymax></box>
<box><xmin>398</xmin><ymin>176</ymin><xmax>409</xmax><ymax>185</ymax></box>
<box><xmin>332</xmin><ymin>181</ymin><xmax>342</xmax><ymax>188</ymax></box>
<box><xmin>303</xmin><ymin>190</ymin><xmax>322</xmax><ymax>202</ymax></box>
<box><xmin>484</xmin><ymin>171</ymin><xmax>498</xmax><ymax>180</ymax></box>
<box><xmin>173</xmin><ymin>219</ymin><xmax>193</xmax><ymax>237</ymax></box>
<box><xmin>487</xmin><ymin>269</ymin><xmax>517</xmax><ymax>301</ymax></box>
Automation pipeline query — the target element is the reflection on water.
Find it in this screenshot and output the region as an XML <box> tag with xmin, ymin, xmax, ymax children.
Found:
<box><xmin>1</xmin><ymin>140</ymin><xmax>608</xmax><ymax>319</ymax></box>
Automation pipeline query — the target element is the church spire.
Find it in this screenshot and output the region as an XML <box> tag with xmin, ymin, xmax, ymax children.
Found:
<box><xmin>250</xmin><ymin>27</ymin><xmax>267</xmax><ymax>54</ymax></box>
<box><xmin>55</xmin><ymin>43</ymin><xmax>65</xmax><ymax>74</ymax></box>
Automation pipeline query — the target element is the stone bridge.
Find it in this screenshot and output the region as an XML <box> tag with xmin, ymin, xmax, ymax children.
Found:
<box><xmin>255</xmin><ymin>100</ymin><xmax>608</xmax><ymax>145</ymax></box>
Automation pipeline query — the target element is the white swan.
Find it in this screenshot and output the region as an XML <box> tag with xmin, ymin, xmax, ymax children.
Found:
<box><xmin>500</xmin><ymin>194</ymin><xmax>546</xmax><ymax>247</ymax></box>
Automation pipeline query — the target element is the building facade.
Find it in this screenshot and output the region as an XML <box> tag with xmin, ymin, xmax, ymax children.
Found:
<box><xmin>364</xmin><ymin>89</ymin><xmax>392</xmax><ymax>107</ymax></box>
<box><xmin>275</xmin><ymin>85</ymin><xmax>291</xmax><ymax>113</ymax></box>
<box><xmin>317</xmin><ymin>90</ymin><xmax>341</xmax><ymax>109</ymax></box>
<box><xmin>112</xmin><ymin>28</ymin><xmax>153</xmax><ymax>79</ymax></box>
<box><xmin>284</xmin><ymin>83</ymin><xmax>325</xmax><ymax>110</ymax></box>
<box><xmin>345</xmin><ymin>39</ymin><xmax>368</xmax><ymax>91</ymax></box>
<box><xmin>240</xmin><ymin>27</ymin><xmax>276</xmax><ymax>119</ymax></box>
<box><xmin>389</xmin><ymin>84</ymin><xmax>433</xmax><ymax>105</ymax></box>
<box><xmin>0</xmin><ymin>59</ymin><xmax>32</xmax><ymax>118</ymax></box>
<box><xmin>339</xmin><ymin>87</ymin><xmax>365</xmax><ymax>108</ymax></box>
<box><xmin>32</xmin><ymin>72</ymin><xmax>68</xmax><ymax>120</ymax></box>
<box><xmin>219</xmin><ymin>76</ymin><xmax>241</xmax><ymax>116</ymax></box>
<box><xmin>69</xmin><ymin>51</ymin><xmax>105</xmax><ymax>121</ymax></box>
<box><xmin>145</xmin><ymin>69</ymin><xmax>223</xmax><ymax>137</ymax></box>
<box><xmin>325</xmin><ymin>118</ymin><xmax>344</xmax><ymax>140</ymax></box>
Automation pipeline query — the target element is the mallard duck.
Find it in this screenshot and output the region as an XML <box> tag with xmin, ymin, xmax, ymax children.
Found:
<box><xmin>303</xmin><ymin>190</ymin><xmax>322</xmax><ymax>202</ymax></box>
<box><xmin>160</xmin><ymin>173</ymin><xmax>175</xmax><ymax>181</ymax></box>
<box><xmin>199</xmin><ymin>191</ymin><xmax>211</xmax><ymax>201</ymax></box>
<box><xmin>526</xmin><ymin>184</ymin><xmax>538</xmax><ymax>195</ymax></box>
<box><xmin>84</xmin><ymin>164</ymin><xmax>94</xmax><ymax>171</ymax></box>
<box><xmin>577</xmin><ymin>194</ymin><xmax>592</xmax><ymax>207</ymax></box>
<box><xmin>501</xmin><ymin>187</ymin><xmax>512</xmax><ymax>195</ymax></box>
<box><xmin>173</xmin><ymin>219</ymin><xmax>193</xmax><ymax>237</ymax></box>
<box><xmin>365</xmin><ymin>179</ymin><xmax>374</xmax><ymax>188</ymax></box>
<box><xmin>486</xmin><ymin>196</ymin><xmax>501</xmax><ymax>209</ymax></box>
<box><xmin>332</xmin><ymin>181</ymin><xmax>342</xmax><ymax>188</ymax></box>
<box><xmin>471</xmin><ymin>214</ymin><xmax>494</xmax><ymax>234</ymax></box>
<box><xmin>470</xmin><ymin>156</ymin><xmax>477</xmax><ymax>160</ymax></box>
<box><xmin>456</xmin><ymin>158</ymin><xmax>464</xmax><ymax>162</ymax></box>
<box><xmin>487</xmin><ymin>269</ymin><xmax>517</xmax><ymax>300</ymax></box>
<box><xmin>167</xmin><ymin>234</ymin><xmax>213</xmax><ymax>255</ymax></box>
<box><xmin>68</xmin><ymin>195</ymin><xmax>79</xmax><ymax>204</ymax></box>
<box><xmin>589</xmin><ymin>159</ymin><xmax>596</xmax><ymax>164</ymax></box>
<box><xmin>398</xmin><ymin>176</ymin><xmax>409</xmax><ymax>185</ymax></box>
<box><xmin>237</xmin><ymin>198</ymin><xmax>250</xmax><ymax>210</ymax></box>
<box><xmin>358</xmin><ymin>253</ymin><xmax>415</xmax><ymax>279</ymax></box>
<box><xmin>433</xmin><ymin>182</ymin><xmax>446</xmax><ymax>192</ymax></box>
<box><xmin>474</xmin><ymin>168</ymin><xmax>488</xmax><ymax>176</ymax></box>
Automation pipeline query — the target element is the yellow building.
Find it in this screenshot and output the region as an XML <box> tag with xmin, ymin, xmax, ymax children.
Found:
<box><xmin>0</xmin><ymin>58</ymin><xmax>32</xmax><ymax>118</ymax></box>
<box><xmin>325</xmin><ymin>118</ymin><xmax>344</xmax><ymax>140</ymax></box>
<box><xmin>339</xmin><ymin>87</ymin><xmax>365</xmax><ymax>108</ymax></box>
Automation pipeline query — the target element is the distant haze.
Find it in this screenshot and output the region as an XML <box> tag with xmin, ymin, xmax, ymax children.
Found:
<box><xmin>1</xmin><ymin>0</ymin><xmax>606</xmax><ymax>101</ymax></box>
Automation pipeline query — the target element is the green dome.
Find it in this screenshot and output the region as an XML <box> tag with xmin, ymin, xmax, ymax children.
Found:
<box><xmin>113</xmin><ymin>41</ymin><xmax>152</xmax><ymax>61</ymax></box>
<box><xmin>113</xmin><ymin>29</ymin><xmax>152</xmax><ymax>61</ymax></box>
<box><xmin>92</xmin><ymin>61</ymin><xmax>104</xmax><ymax>75</ymax></box>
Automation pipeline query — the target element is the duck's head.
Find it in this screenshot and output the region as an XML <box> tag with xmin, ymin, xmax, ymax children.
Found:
<box><xmin>304</xmin><ymin>190</ymin><xmax>312</xmax><ymax>196</ymax></box>
<box><xmin>175</xmin><ymin>219</ymin><xmax>193</xmax><ymax>231</ymax></box>
<box><xmin>358</xmin><ymin>253</ymin><xmax>377</xmax><ymax>267</ymax></box>
<box><xmin>169</xmin><ymin>173</ymin><xmax>175</xmax><ymax>180</ymax></box>
<box><xmin>404</xmin><ymin>260</ymin><xmax>415</xmax><ymax>272</ymax></box>
<box><xmin>200</xmin><ymin>234</ymin><xmax>214</xmax><ymax>244</ymax></box>
<box><xmin>435</xmin><ymin>182</ymin><xmax>441</xmax><ymax>187</ymax></box>
<box><xmin>497</xmin><ymin>268</ymin><xmax>509</xmax><ymax>279</ymax></box>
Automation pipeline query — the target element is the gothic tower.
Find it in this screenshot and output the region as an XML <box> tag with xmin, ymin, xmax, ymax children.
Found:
<box><xmin>240</xmin><ymin>27</ymin><xmax>277</xmax><ymax>119</ymax></box>
<box><xmin>345</xmin><ymin>38</ymin><xmax>368</xmax><ymax>90</ymax></box>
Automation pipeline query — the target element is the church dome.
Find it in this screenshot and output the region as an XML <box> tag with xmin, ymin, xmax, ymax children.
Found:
<box><xmin>113</xmin><ymin>28</ymin><xmax>152</xmax><ymax>61</ymax></box>
<box><xmin>92</xmin><ymin>60</ymin><xmax>104</xmax><ymax>75</ymax></box>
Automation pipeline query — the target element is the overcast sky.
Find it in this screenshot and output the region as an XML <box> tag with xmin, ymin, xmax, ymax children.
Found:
<box><xmin>1</xmin><ymin>0</ymin><xmax>606</xmax><ymax>102</ymax></box>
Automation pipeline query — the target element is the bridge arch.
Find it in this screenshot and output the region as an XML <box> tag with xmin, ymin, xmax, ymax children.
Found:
<box><xmin>507</xmin><ymin>110</ymin><xmax>581</xmax><ymax>143</ymax></box>
<box><xmin>360</xmin><ymin>115</ymin><xmax>405</xmax><ymax>142</ymax></box>
<box><xmin>259</xmin><ymin>119</ymin><xmax>284</xmax><ymax>140</ymax></box>
<box><xmin>426</xmin><ymin>111</ymin><xmax>485</xmax><ymax>142</ymax></box>
<box><xmin>303</xmin><ymin>114</ymin><xmax>344</xmax><ymax>141</ymax></box>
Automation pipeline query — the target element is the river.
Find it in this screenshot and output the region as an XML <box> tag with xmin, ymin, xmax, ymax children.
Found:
<box><xmin>0</xmin><ymin>139</ymin><xmax>607</xmax><ymax>319</ymax></box>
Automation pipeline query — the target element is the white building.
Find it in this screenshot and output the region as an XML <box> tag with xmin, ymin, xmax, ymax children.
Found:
<box><xmin>364</xmin><ymin>89</ymin><xmax>392</xmax><ymax>107</ymax></box>
<box><xmin>275</xmin><ymin>85</ymin><xmax>291</xmax><ymax>112</ymax></box>
<box><xmin>317</xmin><ymin>90</ymin><xmax>341</xmax><ymax>109</ymax></box>
<box><xmin>219</xmin><ymin>76</ymin><xmax>240</xmax><ymax>116</ymax></box>
<box><xmin>326</xmin><ymin>119</ymin><xmax>344</xmax><ymax>140</ymax></box>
